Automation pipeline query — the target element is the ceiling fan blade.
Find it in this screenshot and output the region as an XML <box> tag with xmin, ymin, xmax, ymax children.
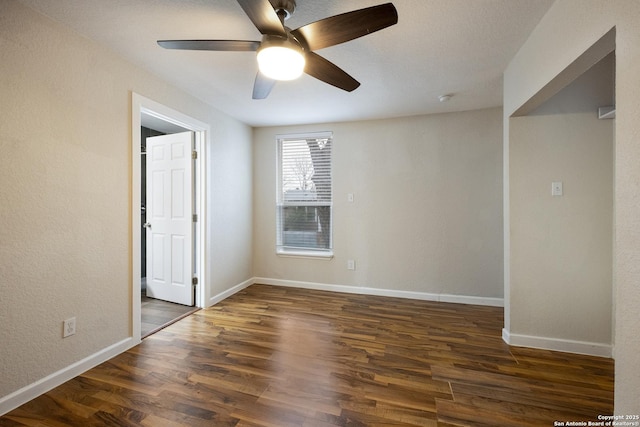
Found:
<box><xmin>304</xmin><ymin>52</ymin><xmax>360</xmax><ymax>92</ymax></box>
<box><xmin>236</xmin><ymin>0</ymin><xmax>287</xmax><ymax>37</ymax></box>
<box><xmin>252</xmin><ymin>72</ymin><xmax>277</xmax><ymax>99</ymax></box>
<box><xmin>158</xmin><ymin>40</ymin><xmax>260</xmax><ymax>51</ymax></box>
<box><xmin>291</xmin><ymin>3</ymin><xmax>398</xmax><ymax>51</ymax></box>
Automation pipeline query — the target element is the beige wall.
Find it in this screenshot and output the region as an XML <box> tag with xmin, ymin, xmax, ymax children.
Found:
<box><xmin>253</xmin><ymin>108</ymin><xmax>503</xmax><ymax>300</ymax></box>
<box><xmin>504</xmin><ymin>0</ymin><xmax>640</xmax><ymax>412</ymax></box>
<box><xmin>0</xmin><ymin>1</ymin><xmax>253</xmax><ymax>401</ymax></box>
<box><xmin>509</xmin><ymin>55</ymin><xmax>614</xmax><ymax>348</ymax></box>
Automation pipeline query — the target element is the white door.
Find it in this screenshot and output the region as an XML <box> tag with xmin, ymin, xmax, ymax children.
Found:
<box><xmin>145</xmin><ymin>131</ymin><xmax>195</xmax><ymax>306</ymax></box>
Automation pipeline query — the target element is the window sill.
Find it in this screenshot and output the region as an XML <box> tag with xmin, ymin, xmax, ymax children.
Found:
<box><xmin>276</xmin><ymin>249</ymin><xmax>334</xmax><ymax>260</ymax></box>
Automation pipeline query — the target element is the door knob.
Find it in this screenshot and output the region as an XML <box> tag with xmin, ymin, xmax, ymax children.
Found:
<box><xmin>143</xmin><ymin>222</ymin><xmax>152</xmax><ymax>229</ymax></box>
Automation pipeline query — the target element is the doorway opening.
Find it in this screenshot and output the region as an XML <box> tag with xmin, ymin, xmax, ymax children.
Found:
<box><xmin>132</xmin><ymin>93</ymin><xmax>209</xmax><ymax>342</ymax></box>
<box><xmin>505</xmin><ymin>37</ymin><xmax>615</xmax><ymax>356</ymax></box>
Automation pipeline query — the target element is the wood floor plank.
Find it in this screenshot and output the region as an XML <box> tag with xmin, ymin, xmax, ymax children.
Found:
<box><xmin>1</xmin><ymin>284</ymin><xmax>614</xmax><ymax>426</ymax></box>
<box><xmin>450</xmin><ymin>383</ymin><xmax>604</xmax><ymax>421</ymax></box>
<box><xmin>436</xmin><ymin>398</ymin><xmax>535</xmax><ymax>427</ymax></box>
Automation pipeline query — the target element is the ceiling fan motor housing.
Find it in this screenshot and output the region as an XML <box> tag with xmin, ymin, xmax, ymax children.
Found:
<box><xmin>269</xmin><ymin>0</ymin><xmax>296</xmax><ymax>20</ymax></box>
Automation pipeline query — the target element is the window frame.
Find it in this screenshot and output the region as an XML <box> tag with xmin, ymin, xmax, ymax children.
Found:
<box><xmin>276</xmin><ymin>131</ymin><xmax>334</xmax><ymax>259</ymax></box>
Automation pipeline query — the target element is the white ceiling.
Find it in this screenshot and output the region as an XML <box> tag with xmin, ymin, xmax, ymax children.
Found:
<box><xmin>19</xmin><ymin>0</ymin><xmax>554</xmax><ymax>127</ymax></box>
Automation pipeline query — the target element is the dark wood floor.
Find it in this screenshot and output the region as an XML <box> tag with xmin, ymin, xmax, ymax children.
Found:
<box><xmin>1</xmin><ymin>284</ymin><xmax>614</xmax><ymax>426</ymax></box>
<box><xmin>141</xmin><ymin>294</ymin><xmax>199</xmax><ymax>338</ymax></box>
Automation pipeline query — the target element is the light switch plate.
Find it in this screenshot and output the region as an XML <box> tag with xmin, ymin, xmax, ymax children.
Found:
<box><xmin>551</xmin><ymin>181</ymin><xmax>563</xmax><ymax>197</ymax></box>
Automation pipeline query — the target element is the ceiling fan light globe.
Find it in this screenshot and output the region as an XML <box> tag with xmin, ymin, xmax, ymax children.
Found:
<box><xmin>257</xmin><ymin>46</ymin><xmax>305</xmax><ymax>81</ymax></box>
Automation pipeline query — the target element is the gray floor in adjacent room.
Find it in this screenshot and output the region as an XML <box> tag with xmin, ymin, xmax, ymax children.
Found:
<box><xmin>141</xmin><ymin>293</ymin><xmax>199</xmax><ymax>338</ymax></box>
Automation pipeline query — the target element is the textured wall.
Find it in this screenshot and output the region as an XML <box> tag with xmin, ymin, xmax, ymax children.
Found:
<box><xmin>503</xmin><ymin>0</ymin><xmax>640</xmax><ymax>412</ymax></box>
<box><xmin>253</xmin><ymin>108</ymin><xmax>503</xmax><ymax>299</ymax></box>
<box><xmin>208</xmin><ymin>117</ymin><xmax>254</xmax><ymax>299</ymax></box>
<box><xmin>0</xmin><ymin>1</ymin><xmax>253</xmax><ymax>400</ymax></box>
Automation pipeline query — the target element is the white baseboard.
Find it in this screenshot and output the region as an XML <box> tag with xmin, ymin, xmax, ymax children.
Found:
<box><xmin>502</xmin><ymin>328</ymin><xmax>612</xmax><ymax>358</ymax></box>
<box><xmin>208</xmin><ymin>277</ymin><xmax>254</xmax><ymax>306</ymax></box>
<box><xmin>253</xmin><ymin>277</ymin><xmax>504</xmax><ymax>307</ymax></box>
<box><xmin>0</xmin><ymin>337</ymin><xmax>133</xmax><ymax>416</ymax></box>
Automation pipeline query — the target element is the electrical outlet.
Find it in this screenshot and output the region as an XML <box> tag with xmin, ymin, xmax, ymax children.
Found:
<box><xmin>347</xmin><ymin>259</ymin><xmax>356</xmax><ymax>270</ymax></box>
<box><xmin>63</xmin><ymin>317</ymin><xmax>76</xmax><ymax>338</ymax></box>
<box><xmin>551</xmin><ymin>181</ymin><xmax>563</xmax><ymax>197</ymax></box>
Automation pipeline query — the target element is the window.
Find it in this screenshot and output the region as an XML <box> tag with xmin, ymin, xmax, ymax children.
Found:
<box><xmin>277</xmin><ymin>132</ymin><xmax>333</xmax><ymax>257</ymax></box>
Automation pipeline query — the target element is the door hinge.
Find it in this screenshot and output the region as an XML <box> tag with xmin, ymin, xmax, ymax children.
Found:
<box><xmin>192</xmin><ymin>150</ymin><xmax>198</xmax><ymax>160</ymax></box>
<box><xmin>192</xmin><ymin>213</ymin><xmax>198</xmax><ymax>222</ymax></box>
<box><xmin>192</xmin><ymin>277</ymin><xmax>198</xmax><ymax>286</ymax></box>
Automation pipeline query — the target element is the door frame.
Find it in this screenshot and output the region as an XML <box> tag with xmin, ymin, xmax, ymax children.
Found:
<box><xmin>131</xmin><ymin>92</ymin><xmax>209</xmax><ymax>342</ymax></box>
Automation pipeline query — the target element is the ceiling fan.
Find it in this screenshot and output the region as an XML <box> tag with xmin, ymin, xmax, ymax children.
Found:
<box><xmin>158</xmin><ymin>0</ymin><xmax>398</xmax><ymax>99</ymax></box>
